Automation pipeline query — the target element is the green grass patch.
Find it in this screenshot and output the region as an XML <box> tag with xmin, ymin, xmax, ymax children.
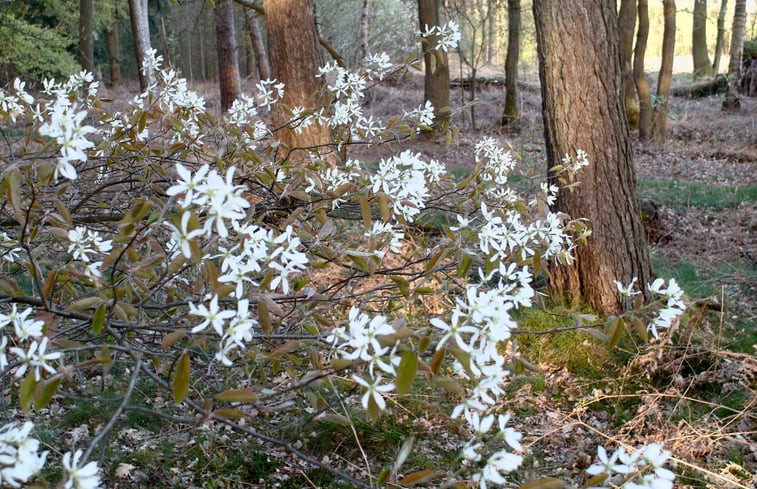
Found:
<box><xmin>513</xmin><ymin>307</ymin><xmax>620</xmax><ymax>378</ymax></box>
<box><xmin>638</xmin><ymin>179</ymin><xmax>757</xmax><ymax>209</ymax></box>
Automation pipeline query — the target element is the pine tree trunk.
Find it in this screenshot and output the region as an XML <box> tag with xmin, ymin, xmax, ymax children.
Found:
<box><xmin>264</xmin><ymin>0</ymin><xmax>333</xmax><ymax>161</ymax></box>
<box><xmin>652</xmin><ymin>0</ymin><xmax>676</xmax><ymax>144</ymax></box>
<box><xmin>618</xmin><ymin>0</ymin><xmax>638</xmax><ymax>128</ymax></box>
<box><xmin>418</xmin><ymin>0</ymin><xmax>451</xmax><ymax>129</ymax></box>
<box><xmin>129</xmin><ymin>0</ymin><xmax>154</xmax><ymax>91</ymax></box>
<box><xmin>501</xmin><ymin>0</ymin><xmax>520</xmax><ymax>126</ymax></box>
<box><xmin>635</xmin><ymin>0</ymin><xmax>653</xmax><ymax>142</ymax></box>
<box><xmin>693</xmin><ymin>0</ymin><xmax>713</xmax><ymax>78</ymax></box>
<box><xmin>723</xmin><ymin>0</ymin><xmax>747</xmax><ymax>111</ymax></box>
<box><xmin>712</xmin><ymin>0</ymin><xmax>728</xmax><ymax>73</ymax></box>
<box><xmin>215</xmin><ymin>0</ymin><xmax>241</xmax><ymax>112</ymax></box>
<box><xmin>79</xmin><ymin>0</ymin><xmax>94</xmax><ymax>73</ymax></box>
<box><xmin>533</xmin><ymin>0</ymin><xmax>652</xmax><ymax>315</ymax></box>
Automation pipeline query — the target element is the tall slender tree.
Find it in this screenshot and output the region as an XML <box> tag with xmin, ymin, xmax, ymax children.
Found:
<box><xmin>618</xmin><ymin>0</ymin><xmax>638</xmax><ymax>127</ymax></box>
<box><xmin>418</xmin><ymin>0</ymin><xmax>451</xmax><ymax>130</ymax></box>
<box><xmin>243</xmin><ymin>8</ymin><xmax>270</xmax><ymax>81</ymax></box>
<box><xmin>215</xmin><ymin>0</ymin><xmax>241</xmax><ymax>112</ymax></box>
<box><xmin>712</xmin><ymin>0</ymin><xmax>728</xmax><ymax>73</ymax></box>
<box><xmin>635</xmin><ymin>0</ymin><xmax>653</xmax><ymax>142</ymax></box>
<box><xmin>129</xmin><ymin>0</ymin><xmax>154</xmax><ymax>91</ymax></box>
<box><xmin>533</xmin><ymin>0</ymin><xmax>652</xmax><ymax>315</ymax></box>
<box><xmin>723</xmin><ymin>0</ymin><xmax>747</xmax><ymax>111</ymax></box>
<box><xmin>79</xmin><ymin>0</ymin><xmax>94</xmax><ymax>73</ymax></box>
<box><xmin>652</xmin><ymin>0</ymin><xmax>676</xmax><ymax>143</ymax></box>
<box><xmin>264</xmin><ymin>0</ymin><xmax>333</xmax><ymax>161</ymax></box>
<box><xmin>106</xmin><ymin>16</ymin><xmax>121</xmax><ymax>87</ymax></box>
<box><xmin>501</xmin><ymin>0</ymin><xmax>521</xmax><ymax>126</ymax></box>
<box><xmin>692</xmin><ymin>0</ymin><xmax>713</xmax><ymax>78</ymax></box>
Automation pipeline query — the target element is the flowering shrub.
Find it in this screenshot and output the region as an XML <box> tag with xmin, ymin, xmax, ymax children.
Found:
<box><xmin>0</xmin><ymin>34</ymin><xmax>684</xmax><ymax>488</ymax></box>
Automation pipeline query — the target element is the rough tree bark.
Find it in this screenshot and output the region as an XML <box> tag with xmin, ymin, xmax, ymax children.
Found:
<box><xmin>215</xmin><ymin>0</ymin><xmax>241</xmax><ymax>112</ymax></box>
<box><xmin>712</xmin><ymin>0</ymin><xmax>728</xmax><ymax>73</ymax></box>
<box><xmin>723</xmin><ymin>0</ymin><xmax>747</xmax><ymax>111</ymax></box>
<box><xmin>533</xmin><ymin>0</ymin><xmax>652</xmax><ymax>315</ymax></box>
<box><xmin>418</xmin><ymin>0</ymin><xmax>451</xmax><ymax>129</ymax></box>
<box><xmin>79</xmin><ymin>0</ymin><xmax>94</xmax><ymax>73</ymax></box>
<box><xmin>264</xmin><ymin>0</ymin><xmax>332</xmax><ymax>161</ymax></box>
<box><xmin>618</xmin><ymin>0</ymin><xmax>638</xmax><ymax>128</ymax></box>
<box><xmin>501</xmin><ymin>0</ymin><xmax>520</xmax><ymax>126</ymax></box>
<box><xmin>692</xmin><ymin>0</ymin><xmax>713</xmax><ymax>78</ymax></box>
<box><xmin>243</xmin><ymin>8</ymin><xmax>271</xmax><ymax>81</ymax></box>
<box><xmin>129</xmin><ymin>0</ymin><xmax>154</xmax><ymax>91</ymax></box>
<box><xmin>652</xmin><ymin>0</ymin><xmax>676</xmax><ymax>144</ymax></box>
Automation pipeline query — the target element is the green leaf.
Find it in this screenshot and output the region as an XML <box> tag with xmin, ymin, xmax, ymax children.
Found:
<box><xmin>213</xmin><ymin>408</ymin><xmax>245</xmax><ymax>420</ymax></box>
<box><xmin>20</xmin><ymin>373</ymin><xmax>37</xmax><ymax>412</ymax></box>
<box><xmin>457</xmin><ymin>253</ymin><xmax>473</xmax><ymax>278</ymax></box>
<box><xmin>172</xmin><ymin>352</ymin><xmax>191</xmax><ymax>403</ymax></box>
<box><xmin>519</xmin><ymin>478</ymin><xmax>565</xmax><ymax>489</ymax></box>
<box><xmin>366</xmin><ymin>392</ymin><xmax>381</xmax><ymax>421</ymax></box>
<box><xmin>34</xmin><ymin>375</ymin><xmax>62</xmax><ymax>410</ymax></box>
<box><xmin>359</xmin><ymin>195</ymin><xmax>372</xmax><ymax>229</ymax></box>
<box><xmin>390</xmin><ymin>275</ymin><xmax>410</xmax><ymax>298</ymax></box>
<box><xmin>395</xmin><ymin>351</ymin><xmax>417</xmax><ymax>396</ymax></box>
<box><xmin>398</xmin><ymin>470</ymin><xmax>443</xmax><ymax>486</ymax></box>
<box><xmin>258</xmin><ymin>300</ymin><xmax>272</xmax><ymax>335</ymax></box>
<box><xmin>393</xmin><ymin>436</ymin><xmax>415</xmax><ymax>473</ymax></box>
<box><xmin>161</xmin><ymin>329</ymin><xmax>186</xmax><ymax>349</ymax></box>
<box><xmin>376</xmin><ymin>467</ymin><xmax>392</xmax><ymax>487</ymax></box>
<box><xmin>215</xmin><ymin>389</ymin><xmax>258</xmax><ymax>403</ymax></box>
<box><xmin>605</xmin><ymin>316</ymin><xmax>624</xmax><ymax>349</ymax></box>
<box><xmin>91</xmin><ymin>303</ymin><xmax>106</xmax><ymax>335</ymax></box>
<box><xmin>582</xmin><ymin>473</ymin><xmax>608</xmax><ymax>487</ymax></box>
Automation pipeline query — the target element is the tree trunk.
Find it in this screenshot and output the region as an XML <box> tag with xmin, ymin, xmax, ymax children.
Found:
<box><xmin>215</xmin><ymin>0</ymin><xmax>241</xmax><ymax>112</ymax></box>
<box><xmin>360</xmin><ymin>0</ymin><xmax>370</xmax><ymax>65</ymax></box>
<box><xmin>129</xmin><ymin>0</ymin><xmax>154</xmax><ymax>91</ymax></box>
<box><xmin>692</xmin><ymin>0</ymin><xmax>713</xmax><ymax>78</ymax></box>
<box><xmin>618</xmin><ymin>0</ymin><xmax>638</xmax><ymax>128</ymax></box>
<box><xmin>723</xmin><ymin>0</ymin><xmax>747</xmax><ymax>111</ymax></box>
<box><xmin>418</xmin><ymin>0</ymin><xmax>451</xmax><ymax>129</ymax></box>
<box><xmin>635</xmin><ymin>0</ymin><xmax>653</xmax><ymax>142</ymax></box>
<box><xmin>501</xmin><ymin>0</ymin><xmax>520</xmax><ymax>126</ymax></box>
<box><xmin>106</xmin><ymin>19</ymin><xmax>121</xmax><ymax>87</ymax></box>
<box><xmin>533</xmin><ymin>0</ymin><xmax>652</xmax><ymax>315</ymax></box>
<box><xmin>487</xmin><ymin>0</ymin><xmax>496</xmax><ymax>63</ymax></box>
<box><xmin>712</xmin><ymin>0</ymin><xmax>728</xmax><ymax>73</ymax></box>
<box><xmin>652</xmin><ymin>0</ymin><xmax>676</xmax><ymax>144</ymax></box>
<box><xmin>264</xmin><ymin>0</ymin><xmax>333</xmax><ymax>161</ymax></box>
<box><xmin>244</xmin><ymin>8</ymin><xmax>271</xmax><ymax>81</ymax></box>
<box><xmin>79</xmin><ymin>0</ymin><xmax>94</xmax><ymax>73</ymax></box>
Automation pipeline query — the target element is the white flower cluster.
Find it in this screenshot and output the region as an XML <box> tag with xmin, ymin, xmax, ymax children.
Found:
<box><xmin>255</xmin><ymin>78</ymin><xmax>285</xmax><ymax>110</ymax></box>
<box><xmin>560</xmin><ymin>149</ymin><xmax>590</xmax><ymax>178</ymax></box>
<box><xmin>37</xmin><ymin>78</ymin><xmax>97</xmax><ymax>182</ymax></box>
<box><xmin>189</xmin><ymin>296</ymin><xmax>258</xmax><ymax>366</ymax></box>
<box><xmin>0</xmin><ymin>232</ymin><xmax>24</xmax><ymax>264</ymax></box>
<box><xmin>42</xmin><ymin>71</ymin><xmax>100</xmax><ymax>105</ymax></box>
<box><xmin>403</xmin><ymin>100</ymin><xmax>435</xmax><ymax>130</ymax></box>
<box><xmin>305</xmin><ymin>160</ymin><xmax>361</xmax><ymax>209</ymax></box>
<box><xmin>0</xmin><ymin>79</ymin><xmax>34</xmax><ymax>123</ymax></box>
<box><xmin>647</xmin><ymin>278</ymin><xmax>686</xmax><ymax>338</ymax></box>
<box><xmin>476</xmin><ymin>138</ymin><xmax>516</xmax><ymax>187</ymax></box>
<box><xmin>587</xmin><ymin>444</ymin><xmax>675</xmax><ymax>489</ymax></box>
<box><xmin>363</xmin><ymin>221</ymin><xmax>405</xmax><ymax>258</ymax></box>
<box><xmin>463</xmin><ymin>414</ymin><xmax>523</xmax><ymax>489</ymax></box>
<box><xmin>420</xmin><ymin>20</ymin><xmax>462</xmax><ymax>52</ymax></box>
<box><xmin>67</xmin><ymin>226</ymin><xmax>113</xmax><ymax>278</ymax></box>
<box><xmin>166</xmin><ymin>163</ymin><xmax>250</xmax><ymax>239</ymax></box>
<box><xmin>0</xmin><ymin>421</ymin><xmax>48</xmax><ymax>487</ymax></box>
<box><xmin>317</xmin><ymin>61</ymin><xmax>383</xmax><ymax>139</ymax></box>
<box><xmin>328</xmin><ymin>308</ymin><xmax>399</xmax><ymax>411</ymax></box>
<box><xmin>478</xmin><ymin>203</ymin><xmax>574</xmax><ymax>263</ymax></box>
<box><xmin>62</xmin><ymin>449</ymin><xmax>102</xmax><ymax>489</ymax></box>
<box><xmin>369</xmin><ymin>150</ymin><xmax>445</xmax><ymax>222</ymax></box>
<box><xmin>0</xmin><ymin>305</ymin><xmax>60</xmax><ymax>380</ymax></box>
